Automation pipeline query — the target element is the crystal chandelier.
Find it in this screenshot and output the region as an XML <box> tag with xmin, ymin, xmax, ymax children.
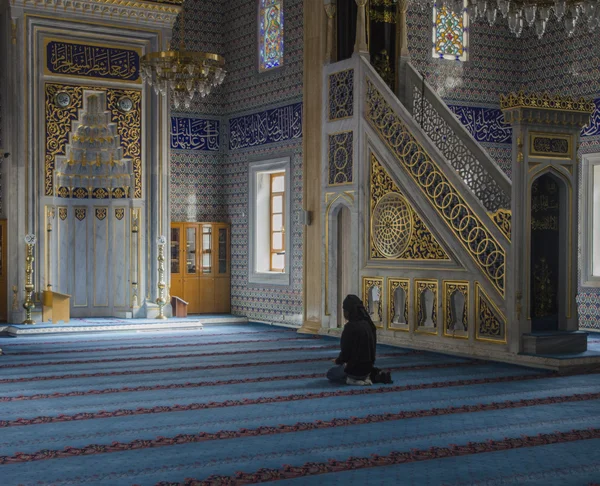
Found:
<box><xmin>140</xmin><ymin>6</ymin><xmax>226</xmax><ymax>109</ymax></box>
<box><xmin>410</xmin><ymin>0</ymin><xmax>599</xmax><ymax>38</ymax></box>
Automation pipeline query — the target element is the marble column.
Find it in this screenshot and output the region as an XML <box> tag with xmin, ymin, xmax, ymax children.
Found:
<box><xmin>299</xmin><ymin>0</ymin><xmax>325</xmax><ymax>334</ymax></box>
<box><xmin>396</xmin><ymin>0</ymin><xmax>410</xmax><ymax>104</ymax></box>
<box><xmin>353</xmin><ymin>0</ymin><xmax>369</xmax><ymax>57</ymax></box>
<box><xmin>324</xmin><ymin>1</ymin><xmax>336</xmax><ymax>64</ymax></box>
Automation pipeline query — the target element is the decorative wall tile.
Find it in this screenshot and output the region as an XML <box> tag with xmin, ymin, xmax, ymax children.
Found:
<box><xmin>223</xmin><ymin>142</ymin><xmax>304</xmax><ymax>322</ymax></box>
<box><xmin>407</xmin><ymin>6</ymin><xmax>523</xmax><ymax>105</ymax></box>
<box><xmin>328</xmin><ymin>68</ymin><xmax>354</xmax><ymax>121</ymax></box>
<box><xmin>170</xmin><ymin>152</ymin><xmax>226</xmax><ymax>223</ymax></box>
<box><xmin>170</xmin><ymin>117</ymin><xmax>220</xmax><ymax>151</ymax></box>
<box><xmin>229</xmin><ymin>102</ymin><xmax>302</xmax><ymax>150</ymax></box>
<box><xmin>223</xmin><ymin>0</ymin><xmax>303</xmax><ymax>113</ymax></box>
<box><xmin>328</xmin><ymin>131</ymin><xmax>353</xmax><ymax>185</ymax></box>
<box><xmin>171</xmin><ymin>0</ymin><xmax>226</xmax><ymax>116</ymax></box>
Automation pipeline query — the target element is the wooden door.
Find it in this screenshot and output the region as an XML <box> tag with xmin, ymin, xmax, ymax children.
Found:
<box><xmin>170</xmin><ymin>223</ymin><xmax>184</xmax><ymax>300</ymax></box>
<box><xmin>214</xmin><ymin>224</ymin><xmax>230</xmax><ymax>313</ymax></box>
<box><xmin>183</xmin><ymin>224</ymin><xmax>200</xmax><ymax>313</ymax></box>
<box><xmin>0</xmin><ymin>220</ymin><xmax>6</xmax><ymax>322</ymax></box>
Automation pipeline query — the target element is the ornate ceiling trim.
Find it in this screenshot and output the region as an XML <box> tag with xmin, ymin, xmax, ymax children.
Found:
<box><xmin>12</xmin><ymin>0</ymin><xmax>182</xmax><ymax>29</ymax></box>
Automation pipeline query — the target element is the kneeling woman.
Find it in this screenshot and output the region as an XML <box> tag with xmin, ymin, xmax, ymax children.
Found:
<box><xmin>327</xmin><ymin>294</ymin><xmax>378</xmax><ymax>386</ymax></box>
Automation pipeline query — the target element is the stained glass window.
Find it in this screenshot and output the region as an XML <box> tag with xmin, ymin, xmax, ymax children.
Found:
<box><xmin>432</xmin><ymin>2</ymin><xmax>469</xmax><ymax>61</ymax></box>
<box><xmin>259</xmin><ymin>0</ymin><xmax>284</xmax><ymax>72</ymax></box>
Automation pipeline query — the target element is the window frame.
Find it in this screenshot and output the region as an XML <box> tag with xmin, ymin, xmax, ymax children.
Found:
<box><xmin>581</xmin><ymin>153</ymin><xmax>600</xmax><ymax>287</ymax></box>
<box><xmin>248</xmin><ymin>157</ymin><xmax>291</xmax><ymax>286</ymax></box>
<box><xmin>269</xmin><ymin>172</ymin><xmax>286</xmax><ymax>272</ymax></box>
<box><xmin>432</xmin><ymin>1</ymin><xmax>469</xmax><ymax>62</ymax></box>
<box><xmin>258</xmin><ymin>0</ymin><xmax>285</xmax><ymax>73</ymax></box>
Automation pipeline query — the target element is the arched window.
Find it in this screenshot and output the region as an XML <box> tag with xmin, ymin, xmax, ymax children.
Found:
<box><xmin>432</xmin><ymin>1</ymin><xmax>469</xmax><ymax>61</ymax></box>
<box><xmin>259</xmin><ymin>0</ymin><xmax>284</xmax><ymax>72</ymax></box>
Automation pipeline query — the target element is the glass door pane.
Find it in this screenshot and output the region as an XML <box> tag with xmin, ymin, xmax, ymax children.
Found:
<box><xmin>218</xmin><ymin>227</ymin><xmax>227</xmax><ymax>274</ymax></box>
<box><xmin>171</xmin><ymin>227</ymin><xmax>181</xmax><ymax>274</ymax></box>
<box><xmin>202</xmin><ymin>225</ymin><xmax>212</xmax><ymax>274</ymax></box>
<box><xmin>186</xmin><ymin>226</ymin><xmax>197</xmax><ymax>274</ymax></box>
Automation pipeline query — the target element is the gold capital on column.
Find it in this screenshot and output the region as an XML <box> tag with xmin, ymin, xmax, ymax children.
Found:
<box><xmin>398</xmin><ymin>0</ymin><xmax>410</xmax><ymax>58</ymax></box>
<box><xmin>324</xmin><ymin>3</ymin><xmax>336</xmax><ymax>64</ymax></box>
<box><xmin>354</xmin><ymin>0</ymin><xmax>369</xmax><ymax>56</ymax></box>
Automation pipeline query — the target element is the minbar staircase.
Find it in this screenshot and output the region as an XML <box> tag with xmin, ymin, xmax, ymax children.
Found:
<box><xmin>321</xmin><ymin>54</ymin><xmax>589</xmax><ymax>364</ymax></box>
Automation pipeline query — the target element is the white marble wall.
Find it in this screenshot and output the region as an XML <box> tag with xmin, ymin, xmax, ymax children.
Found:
<box><xmin>1</xmin><ymin>2</ymin><xmax>175</xmax><ymax>321</ymax></box>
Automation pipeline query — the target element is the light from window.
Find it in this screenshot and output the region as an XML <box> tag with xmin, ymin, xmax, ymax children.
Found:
<box><xmin>593</xmin><ymin>164</ymin><xmax>600</xmax><ymax>277</ymax></box>
<box><xmin>270</xmin><ymin>172</ymin><xmax>285</xmax><ymax>271</ymax></box>
<box><xmin>432</xmin><ymin>1</ymin><xmax>468</xmax><ymax>61</ymax></box>
<box><xmin>248</xmin><ymin>157</ymin><xmax>290</xmax><ymax>286</ymax></box>
<box><xmin>259</xmin><ymin>0</ymin><xmax>284</xmax><ymax>72</ymax></box>
<box><xmin>582</xmin><ymin>154</ymin><xmax>600</xmax><ymax>287</ymax></box>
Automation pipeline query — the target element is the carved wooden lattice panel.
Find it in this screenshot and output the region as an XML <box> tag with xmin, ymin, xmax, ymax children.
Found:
<box><xmin>413</xmin><ymin>87</ymin><xmax>510</xmax><ymax>212</ymax></box>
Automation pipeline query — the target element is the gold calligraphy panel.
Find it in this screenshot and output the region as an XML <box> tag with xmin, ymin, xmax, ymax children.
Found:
<box><xmin>45</xmin><ymin>83</ymin><xmax>142</xmax><ymax>198</ymax></box>
<box><xmin>529</xmin><ymin>132</ymin><xmax>572</xmax><ymax>159</ymax></box>
<box><xmin>45</xmin><ymin>38</ymin><xmax>141</xmax><ymax>83</ymax></box>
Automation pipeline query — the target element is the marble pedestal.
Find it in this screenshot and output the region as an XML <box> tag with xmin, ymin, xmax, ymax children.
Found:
<box><xmin>522</xmin><ymin>331</ymin><xmax>588</xmax><ymax>355</ymax></box>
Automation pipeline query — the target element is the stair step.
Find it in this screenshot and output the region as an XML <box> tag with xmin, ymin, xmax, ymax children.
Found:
<box><xmin>522</xmin><ymin>331</ymin><xmax>588</xmax><ymax>355</ymax></box>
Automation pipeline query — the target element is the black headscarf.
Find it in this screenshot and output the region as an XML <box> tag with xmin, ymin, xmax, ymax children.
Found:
<box><xmin>343</xmin><ymin>294</ymin><xmax>377</xmax><ymax>333</ymax></box>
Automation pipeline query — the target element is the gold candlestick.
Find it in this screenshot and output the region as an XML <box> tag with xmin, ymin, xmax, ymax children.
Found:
<box><xmin>156</xmin><ymin>236</ymin><xmax>167</xmax><ymax>319</ymax></box>
<box><xmin>12</xmin><ymin>285</ymin><xmax>19</xmax><ymax>310</ymax></box>
<box><xmin>22</xmin><ymin>234</ymin><xmax>37</xmax><ymax>325</ymax></box>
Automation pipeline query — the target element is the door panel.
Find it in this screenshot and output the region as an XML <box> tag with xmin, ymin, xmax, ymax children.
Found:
<box><xmin>214</xmin><ymin>277</ymin><xmax>230</xmax><ymax>313</ymax></box>
<box><xmin>183</xmin><ymin>277</ymin><xmax>201</xmax><ymax>313</ymax></box>
<box><xmin>0</xmin><ymin>220</ymin><xmax>6</xmax><ymax>322</ymax></box>
<box><xmin>199</xmin><ymin>277</ymin><xmax>215</xmax><ymax>313</ymax></box>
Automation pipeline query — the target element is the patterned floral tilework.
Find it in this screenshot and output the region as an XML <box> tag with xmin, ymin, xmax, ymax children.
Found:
<box><xmin>170</xmin><ymin>116</ymin><xmax>220</xmax><ymax>151</ymax></box>
<box><xmin>407</xmin><ymin>7</ymin><xmax>522</xmax><ymax>104</ymax></box>
<box><xmin>222</xmin><ymin>140</ymin><xmax>304</xmax><ymax>323</ymax></box>
<box><xmin>229</xmin><ymin>102</ymin><xmax>302</xmax><ymax>150</ymax></box>
<box><xmin>223</xmin><ymin>0</ymin><xmax>303</xmax><ymax>113</ymax></box>
<box><xmin>328</xmin><ymin>131</ymin><xmax>353</xmax><ymax>185</ymax></box>
<box><xmin>521</xmin><ymin>21</ymin><xmax>600</xmax><ymax>98</ymax></box>
<box><xmin>170</xmin><ymin>151</ymin><xmax>226</xmax><ymax>223</ymax></box>
<box><xmin>328</xmin><ymin>69</ymin><xmax>354</xmax><ymax>120</ymax></box>
<box><xmin>577</xmin><ymin>293</ymin><xmax>600</xmax><ymax>330</ymax></box>
<box><xmin>171</xmin><ymin>0</ymin><xmax>226</xmax><ymax>116</ymax></box>
<box><xmin>481</xmin><ymin>144</ymin><xmax>512</xmax><ymax>180</ymax></box>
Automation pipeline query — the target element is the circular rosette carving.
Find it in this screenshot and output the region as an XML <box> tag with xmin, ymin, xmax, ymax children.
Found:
<box><xmin>371</xmin><ymin>192</ymin><xmax>414</xmax><ymax>258</ymax></box>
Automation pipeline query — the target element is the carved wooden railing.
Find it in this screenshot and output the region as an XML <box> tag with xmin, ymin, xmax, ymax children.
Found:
<box><xmin>401</xmin><ymin>64</ymin><xmax>512</xmax><ymax>213</ymax></box>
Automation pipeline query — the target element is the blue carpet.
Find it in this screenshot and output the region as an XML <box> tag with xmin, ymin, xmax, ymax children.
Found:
<box><xmin>0</xmin><ymin>323</ymin><xmax>598</xmax><ymax>485</ymax></box>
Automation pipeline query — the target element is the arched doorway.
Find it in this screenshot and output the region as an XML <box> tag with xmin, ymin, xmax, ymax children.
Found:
<box><xmin>530</xmin><ymin>172</ymin><xmax>567</xmax><ymax>331</ymax></box>
<box><xmin>336</xmin><ymin>205</ymin><xmax>352</xmax><ymax>328</ymax></box>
